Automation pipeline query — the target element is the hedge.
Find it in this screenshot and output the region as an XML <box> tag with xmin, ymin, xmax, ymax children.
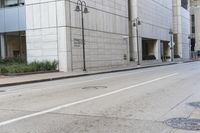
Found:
<box><xmin>0</xmin><ymin>60</ymin><xmax>58</xmax><ymax>74</ymax></box>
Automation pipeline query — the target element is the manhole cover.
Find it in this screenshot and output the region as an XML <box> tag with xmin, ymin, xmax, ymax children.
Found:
<box><xmin>188</xmin><ymin>102</ymin><xmax>200</xmax><ymax>108</ymax></box>
<box><xmin>82</xmin><ymin>86</ymin><xmax>107</xmax><ymax>90</ymax></box>
<box><xmin>165</xmin><ymin>118</ymin><xmax>200</xmax><ymax>131</ymax></box>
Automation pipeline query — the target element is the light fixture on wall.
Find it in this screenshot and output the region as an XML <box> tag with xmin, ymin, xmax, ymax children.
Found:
<box><xmin>75</xmin><ymin>0</ymin><xmax>89</xmax><ymax>71</ymax></box>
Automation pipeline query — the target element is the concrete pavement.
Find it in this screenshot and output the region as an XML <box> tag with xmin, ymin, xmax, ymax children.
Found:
<box><xmin>0</xmin><ymin>62</ymin><xmax>200</xmax><ymax>132</ymax></box>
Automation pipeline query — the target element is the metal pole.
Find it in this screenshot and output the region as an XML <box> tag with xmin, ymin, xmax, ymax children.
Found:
<box><xmin>136</xmin><ymin>23</ymin><xmax>140</xmax><ymax>65</ymax></box>
<box><xmin>81</xmin><ymin>2</ymin><xmax>86</xmax><ymax>71</ymax></box>
<box><xmin>170</xmin><ymin>35</ymin><xmax>173</xmax><ymax>62</ymax></box>
<box><xmin>189</xmin><ymin>37</ymin><xmax>191</xmax><ymax>59</ymax></box>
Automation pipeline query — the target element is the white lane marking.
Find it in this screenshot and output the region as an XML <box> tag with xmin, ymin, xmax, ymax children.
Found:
<box><xmin>0</xmin><ymin>73</ymin><xmax>178</xmax><ymax>126</ymax></box>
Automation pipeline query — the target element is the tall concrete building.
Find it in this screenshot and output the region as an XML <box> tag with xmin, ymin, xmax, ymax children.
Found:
<box><xmin>25</xmin><ymin>0</ymin><xmax>129</xmax><ymax>72</ymax></box>
<box><xmin>129</xmin><ymin>0</ymin><xmax>173</xmax><ymax>64</ymax></box>
<box><xmin>173</xmin><ymin>0</ymin><xmax>191</xmax><ymax>59</ymax></box>
<box><xmin>0</xmin><ymin>0</ymin><xmax>191</xmax><ymax>72</ymax></box>
<box><xmin>190</xmin><ymin>0</ymin><xmax>200</xmax><ymax>52</ymax></box>
<box><xmin>128</xmin><ymin>0</ymin><xmax>190</xmax><ymax>64</ymax></box>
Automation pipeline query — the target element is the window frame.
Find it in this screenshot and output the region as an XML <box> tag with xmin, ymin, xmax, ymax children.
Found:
<box><xmin>181</xmin><ymin>0</ymin><xmax>188</xmax><ymax>10</ymax></box>
<box><xmin>0</xmin><ymin>0</ymin><xmax>24</xmax><ymax>8</ymax></box>
<box><xmin>191</xmin><ymin>15</ymin><xmax>195</xmax><ymax>34</ymax></box>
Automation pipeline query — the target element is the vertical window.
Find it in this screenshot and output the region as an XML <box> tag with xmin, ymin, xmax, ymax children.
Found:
<box><xmin>19</xmin><ymin>0</ymin><xmax>24</xmax><ymax>5</ymax></box>
<box><xmin>0</xmin><ymin>0</ymin><xmax>24</xmax><ymax>8</ymax></box>
<box><xmin>4</xmin><ymin>0</ymin><xmax>18</xmax><ymax>7</ymax></box>
<box><xmin>0</xmin><ymin>0</ymin><xmax>3</xmax><ymax>8</ymax></box>
<box><xmin>181</xmin><ymin>0</ymin><xmax>188</xmax><ymax>10</ymax></box>
<box><xmin>191</xmin><ymin>15</ymin><xmax>195</xmax><ymax>33</ymax></box>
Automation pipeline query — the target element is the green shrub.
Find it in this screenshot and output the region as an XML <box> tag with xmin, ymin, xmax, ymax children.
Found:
<box><xmin>0</xmin><ymin>60</ymin><xmax>58</xmax><ymax>74</ymax></box>
<box><xmin>0</xmin><ymin>57</ymin><xmax>26</xmax><ymax>64</ymax></box>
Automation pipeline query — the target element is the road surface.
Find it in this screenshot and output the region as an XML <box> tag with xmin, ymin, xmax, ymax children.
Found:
<box><xmin>0</xmin><ymin>62</ymin><xmax>200</xmax><ymax>133</ymax></box>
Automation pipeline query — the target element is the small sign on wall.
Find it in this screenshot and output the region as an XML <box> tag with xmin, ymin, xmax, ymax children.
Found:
<box><xmin>73</xmin><ymin>38</ymin><xmax>82</xmax><ymax>48</ymax></box>
<box><xmin>168</xmin><ymin>42</ymin><xmax>175</xmax><ymax>48</ymax></box>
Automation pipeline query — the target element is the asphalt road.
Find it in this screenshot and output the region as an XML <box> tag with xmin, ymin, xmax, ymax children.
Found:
<box><xmin>0</xmin><ymin>62</ymin><xmax>200</xmax><ymax>133</ymax></box>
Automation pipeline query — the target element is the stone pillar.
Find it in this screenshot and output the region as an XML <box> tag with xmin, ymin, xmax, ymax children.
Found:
<box><xmin>56</xmin><ymin>1</ymin><xmax>72</xmax><ymax>72</ymax></box>
<box><xmin>177</xmin><ymin>3</ymin><xmax>183</xmax><ymax>58</ymax></box>
<box><xmin>194</xmin><ymin>8</ymin><xmax>200</xmax><ymax>51</ymax></box>
<box><xmin>129</xmin><ymin>0</ymin><xmax>139</xmax><ymax>61</ymax></box>
<box><xmin>138</xmin><ymin>37</ymin><xmax>143</xmax><ymax>62</ymax></box>
<box><xmin>155</xmin><ymin>40</ymin><xmax>161</xmax><ymax>60</ymax></box>
<box><xmin>0</xmin><ymin>34</ymin><xmax>6</xmax><ymax>59</ymax></box>
<box><xmin>133</xmin><ymin>36</ymin><xmax>142</xmax><ymax>63</ymax></box>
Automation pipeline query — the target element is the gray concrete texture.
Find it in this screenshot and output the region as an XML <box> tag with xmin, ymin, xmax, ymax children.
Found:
<box><xmin>0</xmin><ymin>62</ymin><xmax>200</xmax><ymax>132</ymax></box>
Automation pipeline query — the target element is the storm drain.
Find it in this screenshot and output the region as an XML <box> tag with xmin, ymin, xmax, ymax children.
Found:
<box><xmin>82</xmin><ymin>86</ymin><xmax>107</xmax><ymax>90</ymax></box>
<box><xmin>188</xmin><ymin>102</ymin><xmax>200</xmax><ymax>108</ymax></box>
<box><xmin>165</xmin><ymin>118</ymin><xmax>200</xmax><ymax>131</ymax></box>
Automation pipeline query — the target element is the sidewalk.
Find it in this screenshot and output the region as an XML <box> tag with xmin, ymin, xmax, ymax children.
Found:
<box><xmin>0</xmin><ymin>62</ymin><xmax>178</xmax><ymax>87</ymax></box>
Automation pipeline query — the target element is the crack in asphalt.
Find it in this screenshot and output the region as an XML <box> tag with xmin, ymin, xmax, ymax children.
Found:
<box><xmin>159</xmin><ymin>93</ymin><xmax>194</xmax><ymax>119</ymax></box>
<box><xmin>0</xmin><ymin>108</ymin><xmax>164</xmax><ymax>123</ymax></box>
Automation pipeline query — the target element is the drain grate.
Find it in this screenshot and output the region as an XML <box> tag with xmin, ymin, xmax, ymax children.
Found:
<box><xmin>188</xmin><ymin>102</ymin><xmax>200</xmax><ymax>108</ymax></box>
<box><xmin>165</xmin><ymin>118</ymin><xmax>200</xmax><ymax>131</ymax></box>
<box><xmin>82</xmin><ymin>86</ymin><xmax>107</xmax><ymax>90</ymax></box>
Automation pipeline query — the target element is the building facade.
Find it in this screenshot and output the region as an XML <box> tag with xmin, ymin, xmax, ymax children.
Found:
<box><xmin>129</xmin><ymin>0</ymin><xmax>173</xmax><ymax>64</ymax></box>
<box><xmin>190</xmin><ymin>0</ymin><xmax>200</xmax><ymax>52</ymax></box>
<box><xmin>173</xmin><ymin>0</ymin><xmax>191</xmax><ymax>59</ymax></box>
<box><xmin>25</xmin><ymin>0</ymin><xmax>129</xmax><ymax>72</ymax></box>
<box><xmin>0</xmin><ymin>0</ymin><xmax>191</xmax><ymax>72</ymax></box>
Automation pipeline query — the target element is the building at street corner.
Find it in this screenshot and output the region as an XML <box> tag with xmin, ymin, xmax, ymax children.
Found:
<box><xmin>190</xmin><ymin>0</ymin><xmax>200</xmax><ymax>53</ymax></box>
<box><xmin>173</xmin><ymin>0</ymin><xmax>191</xmax><ymax>59</ymax></box>
<box><xmin>0</xmin><ymin>0</ymin><xmax>191</xmax><ymax>72</ymax></box>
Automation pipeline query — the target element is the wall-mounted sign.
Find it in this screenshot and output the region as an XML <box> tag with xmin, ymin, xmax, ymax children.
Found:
<box><xmin>168</xmin><ymin>42</ymin><xmax>175</xmax><ymax>48</ymax></box>
<box><xmin>73</xmin><ymin>38</ymin><xmax>82</xmax><ymax>48</ymax></box>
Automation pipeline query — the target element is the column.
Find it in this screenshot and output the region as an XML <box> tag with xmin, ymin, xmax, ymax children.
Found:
<box><xmin>155</xmin><ymin>40</ymin><xmax>161</xmax><ymax>61</ymax></box>
<box><xmin>129</xmin><ymin>0</ymin><xmax>138</xmax><ymax>61</ymax></box>
<box><xmin>133</xmin><ymin>36</ymin><xmax>142</xmax><ymax>63</ymax></box>
<box><xmin>0</xmin><ymin>34</ymin><xmax>6</xmax><ymax>59</ymax></box>
<box><xmin>57</xmin><ymin>1</ymin><xmax>72</xmax><ymax>72</ymax></box>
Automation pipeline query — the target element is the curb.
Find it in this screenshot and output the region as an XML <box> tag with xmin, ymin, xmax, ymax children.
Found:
<box><xmin>0</xmin><ymin>62</ymin><xmax>178</xmax><ymax>87</ymax></box>
<box><xmin>183</xmin><ymin>60</ymin><xmax>200</xmax><ymax>63</ymax></box>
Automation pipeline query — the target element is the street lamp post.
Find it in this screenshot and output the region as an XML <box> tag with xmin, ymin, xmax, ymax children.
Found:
<box><xmin>188</xmin><ymin>34</ymin><xmax>192</xmax><ymax>59</ymax></box>
<box><xmin>75</xmin><ymin>0</ymin><xmax>89</xmax><ymax>71</ymax></box>
<box><xmin>133</xmin><ymin>17</ymin><xmax>141</xmax><ymax>65</ymax></box>
<box><xmin>169</xmin><ymin>29</ymin><xmax>174</xmax><ymax>62</ymax></box>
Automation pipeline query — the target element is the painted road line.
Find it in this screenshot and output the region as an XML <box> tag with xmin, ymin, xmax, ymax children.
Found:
<box><xmin>0</xmin><ymin>73</ymin><xmax>178</xmax><ymax>126</ymax></box>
